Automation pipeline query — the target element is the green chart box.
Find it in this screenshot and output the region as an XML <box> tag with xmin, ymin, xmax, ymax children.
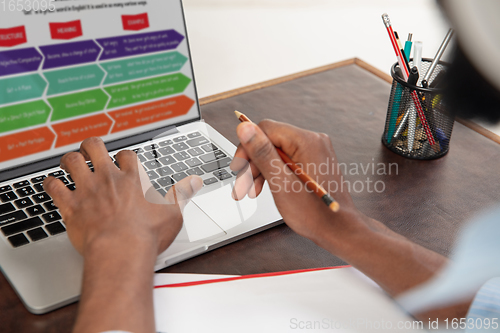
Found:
<box><xmin>49</xmin><ymin>89</ymin><xmax>109</xmax><ymax>121</ymax></box>
<box><xmin>0</xmin><ymin>100</ymin><xmax>51</xmax><ymax>133</ymax></box>
<box><xmin>104</xmin><ymin>73</ymin><xmax>191</xmax><ymax>109</ymax></box>
<box><xmin>0</xmin><ymin>74</ymin><xmax>47</xmax><ymax>106</ymax></box>
<box><xmin>102</xmin><ymin>51</ymin><xmax>188</xmax><ymax>85</ymax></box>
<box><xmin>45</xmin><ymin>64</ymin><xmax>105</xmax><ymax>96</ymax></box>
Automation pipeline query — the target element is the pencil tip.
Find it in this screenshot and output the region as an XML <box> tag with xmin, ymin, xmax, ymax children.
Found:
<box><xmin>329</xmin><ymin>201</ymin><xmax>340</xmax><ymax>213</ymax></box>
<box><xmin>234</xmin><ymin>110</ymin><xmax>243</xmax><ymax>119</ymax></box>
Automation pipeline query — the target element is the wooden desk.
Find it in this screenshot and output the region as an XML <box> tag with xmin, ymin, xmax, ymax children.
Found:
<box><xmin>2</xmin><ymin>59</ymin><xmax>500</xmax><ymax>332</ymax></box>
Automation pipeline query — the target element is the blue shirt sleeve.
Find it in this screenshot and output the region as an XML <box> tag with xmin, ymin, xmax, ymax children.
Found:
<box><xmin>466</xmin><ymin>277</ymin><xmax>500</xmax><ymax>332</ymax></box>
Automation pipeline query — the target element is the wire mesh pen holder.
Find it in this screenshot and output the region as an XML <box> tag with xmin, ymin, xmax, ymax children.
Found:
<box><xmin>382</xmin><ymin>59</ymin><xmax>454</xmax><ymax>160</ymax></box>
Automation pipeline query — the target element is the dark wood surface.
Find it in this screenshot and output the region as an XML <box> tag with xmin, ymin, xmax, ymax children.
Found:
<box><xmin>2</xmin><ymin>61</ymin><xmax>500</xmax><ymax>332</ymax></box>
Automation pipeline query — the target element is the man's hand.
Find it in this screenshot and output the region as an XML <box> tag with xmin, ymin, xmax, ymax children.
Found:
<box><xmin>43</xmin><ymin>137</ymin><xmax>202</xmax><ymax>255</ymax></box>
<box><xmin>231</xmin><ymin>120</ymin><xmax>362</xmax><ymax>245</ymax></box>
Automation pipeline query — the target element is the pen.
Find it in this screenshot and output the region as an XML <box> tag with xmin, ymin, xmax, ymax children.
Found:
<box><xmin>413</xmin><ymin>41</ymin><xmax>423</xmax><ymax>83</ymax></box>
<box><xmin>234</xmin><ymin>111</ymin><xmax>340</xmax><ymax>213</ymax></box>
<box><xmin>422</xmin><ymin>29</ymin><xmax>454</xmax><ymax>88</ymax></box>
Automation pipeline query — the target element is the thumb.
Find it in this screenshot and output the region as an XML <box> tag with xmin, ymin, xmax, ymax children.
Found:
<box><xmin>236</xmin><ymin>122</ymin><xmax>289</xmax><ymax>181</ymax></box>
<box><xmin>164</xmin><ymin>175</ymin><xmax>203</xmax><ymax>212</ymax></box>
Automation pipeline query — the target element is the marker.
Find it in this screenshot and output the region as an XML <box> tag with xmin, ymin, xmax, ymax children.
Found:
<box><xmin>413</xmin><ymin>41</ymin><xmax>423</xmax><ymax>81</ymax></box>
<box><xmin>422</xmin><ymin>29</ymin><xmax>454</xmax><ymax>88</ymax></box>
<box><xmin>404</xmin><ymin>33</ymin><xmax>413</xmax><ymax>60</ymax></box>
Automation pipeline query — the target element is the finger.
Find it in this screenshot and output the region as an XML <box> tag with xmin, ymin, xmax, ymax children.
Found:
<box><xmin>115</xmin><ymin>150</ymin><xmax>138</xmax><ymax>174</ymax></box>
<box><xmin>232</xmin><ymin>161</ymin><xmax>254</xmax><ymax>200</ymax></box>
<box><xmin>137</xmin><ymin>159</ymin><xmax>154</xmax><ymax>196</ymax></box>
<box><xmin>79</xmin><ymin>137</ymin><xmax>113</xmax><ymax>171</ymax></box>
<box><xmin>257</xmin><ymin>119</ymin><xmax>316</xmax><ymax>160</ymax></box>
<box><xmin>230</xmin><ymin>144</ymin><xmax>250</xmax><ymax>171</ymax></box>
<box><xmin>248</xmin><ymin>175</ymin><xmax>265</xmax><ymax>199</ymax></box>
<box><xmin>236</xmin><ymin>122</ymin><xmax>293</xmax><ymax>187</ymax></box>
<box><xmin>43</xmin><ymin>176</ymin><xmax>73</xmax><ymax>215</ymax></box>
<box><xmin>59</xmin><ymin>152</ymin><xmax>91</xmax><ymax>184</ymax></box>
<box><xmin>164</xmin><ymin>176</ymin><xmax>203</xmax><ymax>211</ymax></box>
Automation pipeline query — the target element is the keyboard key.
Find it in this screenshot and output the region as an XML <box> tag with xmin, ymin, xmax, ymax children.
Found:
<box><xmin>32</xmin><ymin>192</ymin><xmax>51</xmax><ymax>203</ymax></box>
<box><xmin>173</xmin><ymin>136</ymin><xmax>187</xmax><ymax>142</ymax></box>
<box><xmin>171</xmin><ymin>162</ymin><xmax>188</xmax><ymax>173</ymax></box>
<box><xmin>143</xmin><ymin>144</ymin><xmax>159</xmax><ymax>151</ymax></box>
<box><xmin>132</xmin><ymin>147</ymin><xmax>144</xmax><ymax>154</ymax></box>
<box><xmin>67</xmin><ymin>174</ymin><xmax>73</xmax><ymax>183</ymax></box>
<box><xmin>156</xmin><ymin>166</ymin><xmax>174</xmax><ymax>177</ymax></box>
<box><xmin>14</xmin><ymin>198</ymin><xmax>33</xmax><ymax>209</ymax></box>
<box><xmin>187</xmin><ymin>132</ymin><xmax>202</xmax><ymax>138</ymax></box>
<box><xmin>231</xmin><ymin>170</ymin><xmax>239</xmax><ymax>176</ymax></box>
<box><xmin>146</xmin><ymin>171</ymin><xmax>159</xmax><ymax>180</ymax></box>
<box><xmin>16</xmin><ymin>186</ymin><xmax>35</xmax><ymax>197</ymax></box>
<box><xmin>200</xmin><ymin>157</ymin><xmax>232</xmax><ymax>173</ymax></box>
<box><xmin>13</xmin><ymin>180</ymin><xmax>30</xmax><ymax>188</ymax></box>
<box><xmin>218</xmin><ymin>173</ymin><xmax>232</xmax><ymax>181</ymax></box>
<box><xmin>165</xmin><ymin>186</ymin><xmax>172</xmax><ymax>192</ymax></box>
<box><xmin>173</xmin><ymin>152</ymin><xmax>190</xmax><ymax>161</ymax></box>
<box><xmin>0</xmin><ymin>191</ymin><xmax>18</xmax><ymax>203</ymax></box>
<box><xmin>30</xmin><ymin>176</ymin><xmax>46</xmax><ymax>184</ymax></box>
<box><xmin>186</xmin><ymin>137</ymin><xmax>210</xmax><ymax>147</ymax></box>
<box><xmin>159</xmin><ymin>139</ymin><xmax>173</xmax><ymax>147</ymax></box>
<box><xmin>213</xmin><ymin>169</ymin><xmax>228</xmax><ymax>177</ymax></box>
<box><xmin>144</xmin><ymin>160</ymin><xmax>162</xmax><ymax>170</ymax></box>
<box><xmin>27</xmin><ymin>227</ymin><xmax>48</xmax><ymax>242</ymax></box>
<box><xmin>144</xmin><ymin>151</ymin><xmax>161</xmax><ymax>160</ymax></box>
<box><xmin>8</xmin><ymin>234</ymin><xmax>29</xmax><ymax>248</ymax></box>
<box><xmin>57</xmin><ymin>177</ymin><xmax>69</xmax><ymax>185</ymax></box>
<box><xmin>1</xmin><ymin>216</ymin><xmax>43</xmax><ymax>236</ymax></box>
<box><xmin>187</xmin><ymin>147</ymin><xmax>204</xmax><ymax>156</ymax></box>
<box><xmin>151</xmin><ymin>181</ymin><xmax>160</xmax><ymax>190</ymax></box>
<box><xmin>27</xmin><ymin>205</ymin><xmax>45</xmax><ymax>216</ymax></box>
<box><xmin>157</xmin><ymin>189</ymin><xmax>167</xmax><ymax>197</ymax></box>
<box><xmin>185</xmin><ymin>158</ymin><xmax>202</xmax><ymax>168</ymax></box>
<box><xmin>0</xmin><ymin>185</ymin><xmax>12</xmax><ymax>194</ymax></box>
<box><xmin>203</xmin><ymin>177</ymin><xmax>218</xmax><ymax>186</ymax></box>
<box><xmin>137</xmin><ymin>154</ymin><xmax>147</xmax><ymax>163</ymax></box>
<box><xmin>158</xmin><ymin>147</ymin><xmax>175</xmax><ymax>155</ymax></box>
<box><xmin>0</xmin><ymin>203</ymin><xmax>16</xmax><ymax>216</ymax></box>
<box><xmin>48</xmin><ymin>171</ymin><xmax>65</xmax><ymax>178</ymax></box>
<box><xmin>157</xmin><ymin>177</ymin><xmax>175</xmax><ymax>187</ymax></box>
<box><xmin>45</xmin><ymin>222</ymin><xmax>66</xmax><ymax>235</ymax></box>
<box><xmin>34</xmin><ymin>183</ymin><xmax>44</xmax><ymax>192</ymax></box>
<box><xmin>42</xmin><ymin>211</ymin><xmax>61</xmax><ymax>223</ymax></box>
<box><xmin>172</xmin><ymin>172</ymin><xmax>188</xmax><ymax>182</ymax></box>
<box><xmin>66</xmin><ymin>184</ymin><xmax>76</xmax><ymax>191</ymax></box>
<box><xmin>43</xmin><ymin>201</ymin><xmax>57</xmax><ymax>211</ymax></box>
<box><xmin>201</xmin><ymin>143</ymin><xmax>218</xmax><ymax>152</ymax></box>
<box><xmin>186</xmin><ymin>167</ymin><xmax>204</xmax><ymax>176</ymax></box>
<box><xmin>172</xmin><ymin>142</ymin><xmax>189</xmax><ymax>151</ymax></box>
<box><xmin>200</xmin><ymin>150</ymin><xmax>227</xmax><ymax>163</ymax></box>
<box><xmin>158</xmin><ymin>156</ymin><xmax>176</xmax><ymax>165</ymax></box>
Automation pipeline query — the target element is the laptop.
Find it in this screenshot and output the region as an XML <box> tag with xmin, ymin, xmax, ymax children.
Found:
<box><xmin>0</xmin><ymin>0</ymin><xmax>281</xmax><ymax>314</ymax></box>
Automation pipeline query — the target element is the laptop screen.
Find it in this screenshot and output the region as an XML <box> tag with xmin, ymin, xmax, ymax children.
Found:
<box><xmin>0</xmin><ymin>0</ymin><xmax>200</xmax><ymax>172</ymax></box>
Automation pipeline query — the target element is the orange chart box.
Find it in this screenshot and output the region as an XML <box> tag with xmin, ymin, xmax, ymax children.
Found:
<box><xmin>52</xmin><ymin>113</ymin><xmax>112</xmax><ymax>148</ymax></box>
<box><xmin>109</xmin><ymin>95</ymin><xmax>194</xmax><ymax>133</ymax></box>
<box><xmin>0</xmin><ymin>127</ymin><xmax>55</xmax><ymax>163</ymax></box>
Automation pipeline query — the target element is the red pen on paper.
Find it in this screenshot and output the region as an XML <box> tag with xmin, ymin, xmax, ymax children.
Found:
<box><xmin>381</xmin><ymin>13</ymin><xmax>439</xmax><ymax>152</ymax></box>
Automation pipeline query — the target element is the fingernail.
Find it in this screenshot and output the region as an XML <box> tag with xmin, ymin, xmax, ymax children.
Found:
<box><xmin>190</xmin><ymin>176</ymin><xmax>203</xmax><ymax>193</ymax></box>
<box><xmin>237</xmin><ymin>123</ymin><xmax>256</xmax><ymax>144</ymax></box>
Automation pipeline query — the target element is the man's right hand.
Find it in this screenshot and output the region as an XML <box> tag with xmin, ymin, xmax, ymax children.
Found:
<box><xmin>230</xmin><ymin>120</ymin><xmax>364</xmax><ymax>246</ymax></box>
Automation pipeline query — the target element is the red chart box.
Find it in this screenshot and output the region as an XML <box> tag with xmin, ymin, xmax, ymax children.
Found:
<box><xmin>0</xmin><ymin>127</ymin><xmax>55</xmax><ymax>163</ymax></box>
<box><xmin>0</xmin><ymin>26</ymin><xmax>27</xmax><ymax>47</ymax></box>
<box><xmin>49</xmin><ymin>20</ymin><xmax>83</xmax><ymax>40</ymax></box>
<box><xmin>109</xmin><ymin>95</ymin><xmax>194</xmax><ymax>133</ymax></box>
<box><xmin>122</xmin><ymin>13</ymin><xmax>149</xmax><ymax>31</ymax></box>
<box><xmin>52</xmin><ymin>114</ymin><xmax>112</xmax><ymax>148</ymax></box>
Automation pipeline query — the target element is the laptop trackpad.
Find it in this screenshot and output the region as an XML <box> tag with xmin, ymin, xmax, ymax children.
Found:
<box><xmin>192</xmin><ymin>183</ymin><xmax>258</xmax><ymax>231</ymax></box>
<box><xmin>180</xmin><ymin>201</ymin><xmax>226</xmax><ymax>242</ymax></box>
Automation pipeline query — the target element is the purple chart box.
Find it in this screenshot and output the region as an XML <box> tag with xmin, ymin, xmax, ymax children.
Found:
<box><xmin>97</xmin><ymin>30</ymin><xmax>184</xmax><ymax>61</ymax></box>
<box><xmin>0</xmin><ymin>48</ymin><xmax>43</xmax><ymax>77</ymax></box>
<box><xmin>40</xmin><ymin>40</ymin><xmax>101</xmax><ymax>70</ymax></box>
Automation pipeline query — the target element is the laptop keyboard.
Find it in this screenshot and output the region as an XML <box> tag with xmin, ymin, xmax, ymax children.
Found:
<box><xmin>0</xmin><ymin>132</ymin><xmax>234</xmax><ymax>248</ymax></box>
